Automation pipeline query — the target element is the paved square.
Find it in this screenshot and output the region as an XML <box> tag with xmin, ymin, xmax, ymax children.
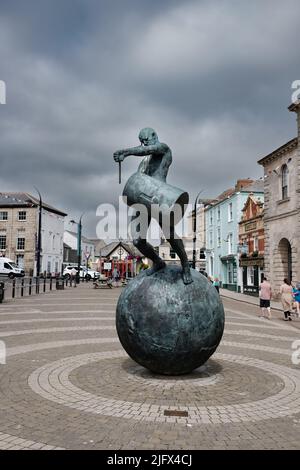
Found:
<box><xmin>0</xmin><ymin>284</ymin><xmax>299</xmax><ymax>449</ymax></box>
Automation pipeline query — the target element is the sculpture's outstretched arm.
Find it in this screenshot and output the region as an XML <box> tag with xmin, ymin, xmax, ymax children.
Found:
<box><xmin>114</xmin><ymin>145</ymin><xmax>161</xmax><ymax>160</ymax></box>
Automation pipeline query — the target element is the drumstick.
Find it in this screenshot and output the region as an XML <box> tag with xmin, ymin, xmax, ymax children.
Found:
<box><xmin>119</xmin><ymin>161</ymin><xmax>121</xmax><ymax>184</ymax></box>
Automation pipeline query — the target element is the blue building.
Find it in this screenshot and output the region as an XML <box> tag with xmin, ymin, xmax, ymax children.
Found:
<box><xmin>205</xmin><ymin>179</ymin><xmax>264</xmax><ymax>291</ymax></box>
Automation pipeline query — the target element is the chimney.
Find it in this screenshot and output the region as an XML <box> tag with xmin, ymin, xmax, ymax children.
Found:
<box><xmin>289</xmin><ymin>100</ymin><xmax>300</xmax><ymax>144</ymax></box>
<box><xmin>235</xmin><ymin>178</ymin><xmax>253</xmax><ymax>192</ymax></box>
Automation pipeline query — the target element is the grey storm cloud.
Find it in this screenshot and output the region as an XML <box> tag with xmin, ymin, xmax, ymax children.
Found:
<box><xmin>0</xmin><ymin>0</ymin><xmax>300</xmax><ymax>236</ymax></box>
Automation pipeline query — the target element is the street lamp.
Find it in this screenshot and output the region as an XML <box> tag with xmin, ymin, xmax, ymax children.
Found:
<box><xmin>70</xmin><ymin>213</ymin><xmax>84</xmax><ymax>284</ymax></box>
<box><xmin>34</xmin><ymin>187</ymin><xmax>42</xmax><ymax>278</ymax></box>
<box><xmin>192</xmin><ymin>190</ymin><xmax>204</xmax><ymax>269</ymax></box>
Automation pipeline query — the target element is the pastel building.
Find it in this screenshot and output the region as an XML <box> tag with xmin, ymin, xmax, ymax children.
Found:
<box><xmin>205</xmin><ymin>180</ymin><xmax>264</xmax><ymax>291</ymax></box>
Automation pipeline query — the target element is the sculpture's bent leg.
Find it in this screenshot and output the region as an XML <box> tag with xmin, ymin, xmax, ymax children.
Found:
<box><xmin>133</xmin><ymin>237</ymin><xmax>166</xmax><ymax>275</ymax></box>
<box><xmin>164</xmin><ymin>216</ymin><xmax>193</xmax><ymax>284</ymax></box>
<box><xmin>167</xmin><ymin>237</ymin><xmax>193</xmax><ymax>284</ymax></box>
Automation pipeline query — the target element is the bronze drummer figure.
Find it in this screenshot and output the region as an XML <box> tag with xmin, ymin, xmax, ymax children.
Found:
<box><xmin>113</xmin><ymin>128</ymin><xmax>192</xmax><ymax>284</ymax></box>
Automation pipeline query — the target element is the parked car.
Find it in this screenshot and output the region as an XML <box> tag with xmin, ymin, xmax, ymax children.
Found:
<box><xmin>63</xmin><ymin>265</ymin><xmax>102</xmax><ymax>281</ymax></box>
<box><xmin>0</xmin><ymin>257</ymin><xmax>25</xmax><ymax>279</ymax></box>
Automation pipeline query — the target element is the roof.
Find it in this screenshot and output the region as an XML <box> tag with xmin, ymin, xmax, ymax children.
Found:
<box><xmin>240</xmin><ymin>193</ymin><xmax>264</xmax><ymax>215</ymax></box>
<box><xmin>204</xmin><ymin>188</ymin><xmax>235</xmax><ymax>209</ymax></box>
<box><xmin>63</xmin><ymin>242</ymin><xmax>74</xmax><ymax>250</ymax></box>
<box><xmin>215</xmin><ymin>188</ymin><xmax>235</xmax><ymax>202</ymax></box>
<box><xmin>204</xmin><ymin>179</ymin><xmax>263</xmax><ymax>210</ymax></box>
<box><xmin>240</xmin><ymin>179</ymin><xmax>264</xmax><ymax>193</ymax></box>
<box><xmin>0</xmin><ymin>192</ymin><xmax>67</xmax><ymax>216</ymax></box>
<box><xmin>65</xmin><ymin>230</ymin><xmax>95</xmax><ymax>244</ymax></box>
<box><xmin>101</xmin><ymin>241</ymin><xmax>142</xmax><ymax>258</ymax></box>
<box><xmin>257</xmin><ymin>137</ymin><xmax>298</xmax><ymax>166</ymax></box>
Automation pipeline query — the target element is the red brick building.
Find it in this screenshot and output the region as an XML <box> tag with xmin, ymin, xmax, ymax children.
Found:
<box><xmin>239</xmin><ymin>194</ymin><xmax>264</xmax><ymax>295</ymax></box>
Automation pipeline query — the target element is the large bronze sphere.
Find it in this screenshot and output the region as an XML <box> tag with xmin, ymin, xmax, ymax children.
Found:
<box><xmin>116</xmin><ymin>265</ymin><xmax>225</xmax><ymax>375</ymax></box>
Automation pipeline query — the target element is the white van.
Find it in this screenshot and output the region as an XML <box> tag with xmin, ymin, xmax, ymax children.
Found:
<box><xmin>0</xmin><ymin>257</ymin><xmax>25</xmax><ymax>279</ymax></box>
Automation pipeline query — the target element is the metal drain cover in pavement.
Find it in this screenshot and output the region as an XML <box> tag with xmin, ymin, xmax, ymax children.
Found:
<box><xmin>164</xmin><ymin>410</ymin><xmax>189</xmax><ymax>417</ymax></box>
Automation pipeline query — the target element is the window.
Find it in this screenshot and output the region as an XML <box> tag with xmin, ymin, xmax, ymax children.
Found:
<box><xmin>217</xmin><ymin>207</ymin><xmax>220</xmax><ymax>221</ymax></box>
<box><xmin>248</xmin><ymin>266</ymin><xmax>254</xmax><ymax>285</ymax></box>
<box><xmin>228</xmin><ymin>263</ymin><xmax>233</xmax><ymax>284</ymax></box>
<box><xmin>0</xmin><ymin>211</ymin><xmax>8</xmax><ymax>221</ymax></box>
<box><xmin>217</xmin><ymin>228</ymin><xmax>221</xmax><ymax>247</ymax></box>
<box><xmin>170</xmin><ymin>248</ymin><xmax>176</xmax><ymax>259</ymax></box>
<box><xmin>282</xmin><ymin>164</ymin><xmax>288</xmax><ymax>199</ymax></box>
<box><xmin>18</xmin><ymin>211</ymin><xmax>27</xmax><ymax>221</ymax></box>
<box><xmin>209</xmin><ymin>231</ymin><xmax>213</xmax><ymax>247</ymax></box>
<box><xmin>228</xmin><ymin>233</ymin><xmax>233</xmax><ymax>254</ymax></box>
<box><xmin>210</xmin><ymin>212</ymin><xmax>213</xmax><ymax>226</ymax></box>
<box><xmin>17</xmin><ymin>237</ymin><xmax>25</xmax><ymax>250</ymax></box>
<box><xmin>0</xmin><ymin>234</ymin><xmax>6</xmax><ymax>250</ymax></box>
<box><xmin>199</xmin><ymin>249</ymin><xmax>206</xmax><ymax>260</ymax></box>
<box><xmin>47</xmin><ymin>261</ymin><xmax>51</xmax><ymax>273</ymax></box>
<box><xmin>253</xmin><ymin>236</ymin><xmax>258</xmax><ymax>252</ymax></box>
<box><xmin>16</xmin><ymin>255</ymin><xmax>24</xmax><ymax>269</ymax></box>
<box><xmin>228</xmin><ymin>203</ymin><xmax>233</xmax><ymax>222</ymax></box>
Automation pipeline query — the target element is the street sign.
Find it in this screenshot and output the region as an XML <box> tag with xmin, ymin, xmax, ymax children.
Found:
<box><xmin>104</xmin><ymin>262</ymin><xmax>112</xmax><ymax>270</ymax></box>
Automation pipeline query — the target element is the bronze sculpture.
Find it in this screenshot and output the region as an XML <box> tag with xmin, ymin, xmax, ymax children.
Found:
<box><xmin>114</xmin><ymin>129</ymin><xmax>225</xmax><ymax>375</ymax></box>
<box><xmin>113</xmin><ymin>127</ymin><xmax>192</xmax><ymax>284</ymax></box>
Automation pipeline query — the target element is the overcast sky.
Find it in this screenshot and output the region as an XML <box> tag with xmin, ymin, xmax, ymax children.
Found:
<box><xmin>0</xmin><ymin>0</ymin><xmax>300</xmax><ymax>237</ymax></box>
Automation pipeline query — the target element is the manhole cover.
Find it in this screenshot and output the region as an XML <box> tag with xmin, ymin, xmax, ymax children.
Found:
<box><xmin>164</xmin><ymin>410</ymin><xmax>188</xmax><ymax>417</ymax></box>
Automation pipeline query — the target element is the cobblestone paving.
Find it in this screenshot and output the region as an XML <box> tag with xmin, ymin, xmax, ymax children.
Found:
<box><xmin>0</xmin><ymin>284</ymin><xmax>299</xmax><ymax>449</ymax></box>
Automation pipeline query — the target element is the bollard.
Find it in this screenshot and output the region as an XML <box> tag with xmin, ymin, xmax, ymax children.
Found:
<box><xmin>12</xmin><ymin>279</ymin><xmax>16</xmax><ymax>299</ymax></box>
<box><xmin>50</xmin><ymin>277</ymin><xmax>53</xmax><ymax>291</ymax></box>
<box><xmin>21</xmin><ymin>278</ymin><xmax>24</xmax><ymax>297</ymax></box>
<box><xmin>36</xmin><ymin>277</ymin><xmax>39</xmax><ymax>295</ymax></box>
<box><xmin>29</xmin><ymin>277</ymin><xmax>32</xmax><ymax>296</ymax></box>
<box><xmin>43</xmin><ymin>277</ymin><xmax>46</xmax><ymax>293</ymax></box>
<box><xmin>0</xmin><ymin>282</ymin><xmax>4</xmax><ymax>303</ymax></box>
<box><xmin>56</xmin><ymin>276</ymin><xmax>65</xmax><ymax>290</ymax></box>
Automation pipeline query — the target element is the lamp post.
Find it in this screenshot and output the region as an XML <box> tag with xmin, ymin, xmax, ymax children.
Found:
<box><xmin>34</xmin><ymin>187</ymin><xmax>42</xmax><ymax>278</ymax></box>
<box><xmin>70</xmin><ymin>214</ymin><xmax>84</xmax><ymax>284</ymax></box>
<box><xmin>192</xmin><ymin>190</ymin><xmax>204</xmax><ymax>269</ymax></box>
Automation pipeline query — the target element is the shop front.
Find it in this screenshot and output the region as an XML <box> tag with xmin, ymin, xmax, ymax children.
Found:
<box><xmin>240</xmin><ymin>256</ymin><xmax>264</xmax><ymax>296</ymax></box>
<box><xmin>221</xmin><ymin>255</ymin><xmax>239</xmax><ymax>292</ymax></box>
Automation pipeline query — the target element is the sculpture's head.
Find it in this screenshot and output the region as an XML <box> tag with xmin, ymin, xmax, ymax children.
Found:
<box><xmin>138</xmin><ymin>128</ymin><xmax>158</xmax><ymax>146</ymax></box>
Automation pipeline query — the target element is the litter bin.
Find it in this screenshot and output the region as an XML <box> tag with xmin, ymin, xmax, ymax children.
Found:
<box><xmin>56</xmin><ymin>277</ymin><xmax>65</xmax><ymax>290</ymax></box>
<box><xmin>0</xmin><ymin>282</ymin><xmax>5</xmax><ymax>303</ymax></box>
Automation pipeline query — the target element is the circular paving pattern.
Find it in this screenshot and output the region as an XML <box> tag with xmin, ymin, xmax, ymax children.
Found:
<box><xmin>71</xmin><ymin>356</ymin><xmax>278</xmax><ymax>403</ymax></box>
<box><xmin>28</xmin><ymin>348</ymin><xmax>300</xmax><ymax>424</ymax></box>
<box><xmin>1</xmin><ymin>286</ymin><xmax>300</xmax><ymax>450</ymax></box>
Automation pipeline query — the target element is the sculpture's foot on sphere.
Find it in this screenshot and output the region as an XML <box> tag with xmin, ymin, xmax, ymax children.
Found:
<box><xmin>145</xmin><ymin>260</ymin><xmax>166</xmax><ymax>276</ymax></box>
<box><xmin>182</xmin><ymin>265</ymin><xmax>193</xmax><ymax>285</ymax></box>
<box><xmin>116</xmin><ymin>265</ymin><xmax>225</xmax><ymax>375</ymax></box>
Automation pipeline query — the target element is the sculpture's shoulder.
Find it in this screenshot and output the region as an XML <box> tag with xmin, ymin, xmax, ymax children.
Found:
<box><xmin>159</xmin><ymin>142</ymin><xmax>171</xmax><ymax>154</ymax></box>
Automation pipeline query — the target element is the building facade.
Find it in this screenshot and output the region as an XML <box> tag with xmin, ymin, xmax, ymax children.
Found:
<box><xmin>63</xmin><ymin>231</ymin><xmax>95</xmax><ymax>267</ymax></box>
<box><xmin>239</xmin><ymin>194</ymin><xmax>264</xmax><ymax>295</ymax></box>
<box><xmin>97</xmin><ymin>240</ymin><xmax>144</xmax><ymax>278</ymax></box>
<box><xmin>0</xmin><ymin>192</ymin><xmax>66</xmax><ymax>275</ymax></box>
<box><xmin>205</xmin><ymin>180</ymin><xmax>264</xmax><ymax>291</ymax></box>
<box><xmin>258</xmin><ymin>101</ymin><xmax>300</xmax><ymax>296</ymax></box>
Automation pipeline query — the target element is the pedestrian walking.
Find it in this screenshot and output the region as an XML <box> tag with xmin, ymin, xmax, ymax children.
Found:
<box><xmin>292</xmin><ymin>282</ymin><xmax>300</xmax><ymax>317</ymax></box>
<box><xmin>213</xmin><ymin>277</ymin><xmax>220</xmax><ymax>293</ymax></box>
<box><xmin>259</xmin><ymin>276</ymin><xmax>272</xmax><ymax>319</ymax></box>
<box><xmin>280</xmin><ymin>278</ymin><xmax>293</xmax><ymax>321</ymax></box>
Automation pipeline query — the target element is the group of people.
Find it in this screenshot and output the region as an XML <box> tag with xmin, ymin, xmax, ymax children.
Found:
<box><xmin>259</xmin><ymin>276</ymin><xmax>300</xmax><ymax>321</ymax></box>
